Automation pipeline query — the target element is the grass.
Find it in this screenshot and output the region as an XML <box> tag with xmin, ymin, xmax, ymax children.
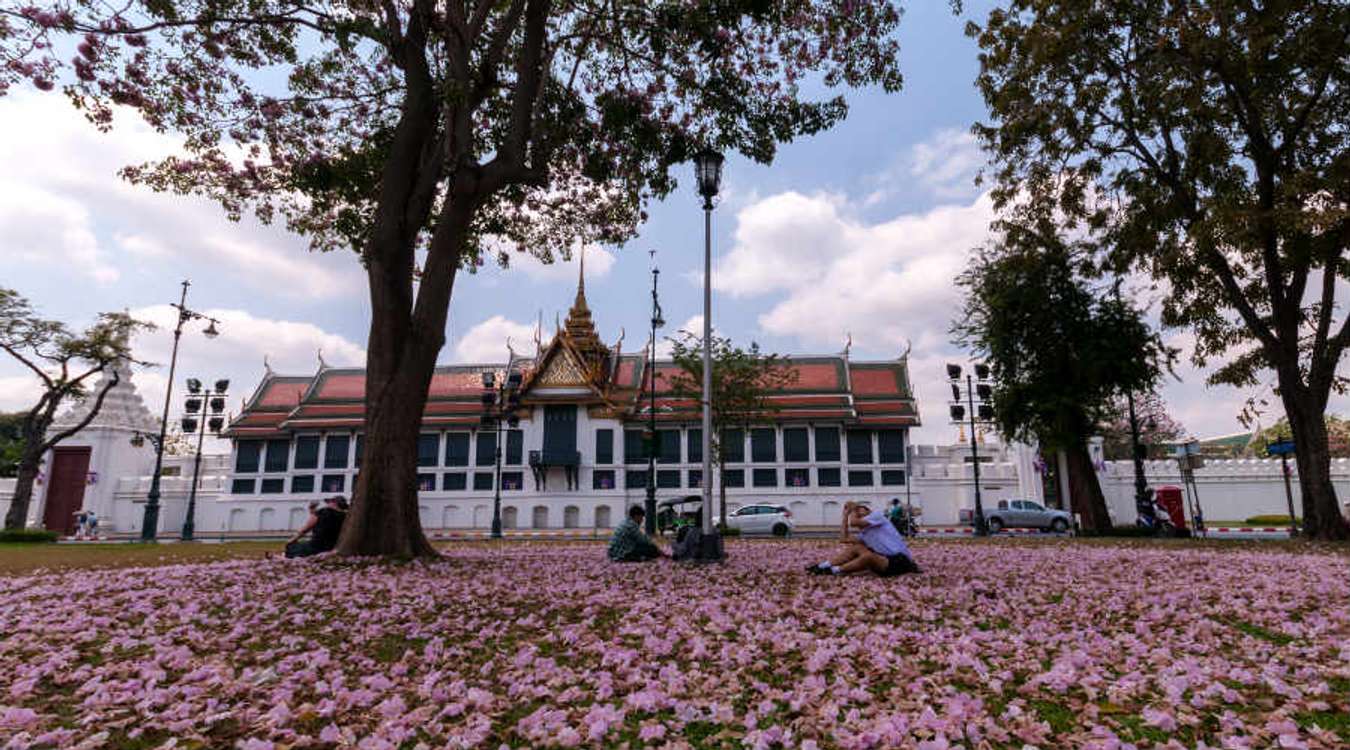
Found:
<box><xmin>0</xmin><ymin>540</ymin><xmax>276</xmax><ymax>574</ymax></box>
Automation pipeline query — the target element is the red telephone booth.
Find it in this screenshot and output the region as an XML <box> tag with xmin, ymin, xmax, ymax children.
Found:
<box><xmin>1155</xmin><ymin>485</ymin><xmax>1188</xmax><ymax>530</ymax></box>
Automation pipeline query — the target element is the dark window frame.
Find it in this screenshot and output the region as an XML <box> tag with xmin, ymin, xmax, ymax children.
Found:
<box><xmin>234</xmin><ymin>441</ymin><xmax>262</xmax><ymax>473</ymax></box>
<box><xmin>293</xmin><ymin>435</ymin><xmax>320</xmax><ymax>470</ymax></box>
<box><xmin>592</xmin><ymin>469</ymin><xmax>616</xmax><ymax>490</ymax></box>
<box><xmin>750</xmin><ymin>428</ymin><xmax>777</xmax><ymax>463</ymax></box>
<box><xmin>444</xmin><ymin>432</ymin><xmax>470</xmax><ymax>466</ymax></box>
<box><xmin>290</xmin><ymin>475</ymin><xmax>314</xmax><ymax>494</ymax></box>
<box><xmin>475</xmin><ymin>431</ymin><xmax>496</xmax><ymax>467</ymax></box>
<box><xmin>505</xmin><ymin>430</ymin><xmax>523</xmax><ymax>465</ymax></box>
<box><xmin>231</xmin><ymin>478</ymin><xmax>256</xmax><ymax>494</ymax></box>
<box><xmin>847</xmin><ymin>430</ymin><xmax>874</xmax><ymax>465</ymax></box>
<box><xmin>752</xmin><ymin>468</ymin><xmax>778</xmax><ymax>487</ymax></box>
<box><xmin>263</xmin><ymin>439</ymin><xmax>289</xmax><ymax>473</ymax></box>
<box><xmin>814</xmin><ymin>427</ymin><xmax>841</xmax><ymax>462</ymax></box>
<box><xmin>594</xmin><ymin>429</ymin><xmax>614</xmax><ymax>465</ymax></box>
<box><xmin>785</xmin><ymin>467</ymin><xmax>810</xmax><ymax>487</ymax></box>
<box><xmin>417</xmin><ymin>433</ymin><xmax>440</xmax><ymax>467</ymax></box>
<box><xmin>722</xmin><ymin>468</ymin><xmax>745</xmax><ymax>488</ymax></box>
<box><xmin>878</xmin><ymin>430</ymin><xmax>905</xmax><ymax>464</ymax></box>
<box><xmin>325</xmin><ymin>434</ymin><xmax>351</xmax><ymax>470</ymax></box>
<box><xmin>817</xmin><ymin>467</ymin><xmax>841</xmax><ymax>487</ymax></box>
<box><xmin>847</xmin><ymin>469</ymin><xmax>874</xmax><ymax>487</ymax></box>
<box><xmin>881</xmin><ymin>469</ymin><xmax>906</xmax><ymax>486</ymax></box>
<box><xmin>783</xmin><ymin>428</ymin><xmax>809</xmax><ymax>462</ymax></box>
<box><xmin>721</xmin><ymin>429</ymin><xmax>745</xmax><ymax>463</ymax></box>
<box><xmin>442</xmin><ymin>472</ymin><xmax>467</xmax><ymax>491</ymax></box>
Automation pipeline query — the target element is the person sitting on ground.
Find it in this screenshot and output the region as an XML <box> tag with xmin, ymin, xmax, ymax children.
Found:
<box><xmin>284</xmin><ymin>496</ymin><xmax>346</xmax><ymax>558</ymax></box>
<box><xmin>608</xmin><ymin>505</ymin><xmax>665</xmax><ymax>562</ymax></box>
<box><xmin>807</xmin><ymin>500</ymin><xmax>920</xmax><ymax>576</ymax></box>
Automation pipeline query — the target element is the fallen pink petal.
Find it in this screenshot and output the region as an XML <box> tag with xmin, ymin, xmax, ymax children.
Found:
<box><xmin>0</xmin><ymin>541</ymin><xmax>1346</xmax><ymax>749</ymax></box>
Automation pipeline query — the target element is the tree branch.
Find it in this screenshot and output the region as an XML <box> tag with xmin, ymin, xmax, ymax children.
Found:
<box><xmin>39</xmin><ymin>366</ymin><xmax>119</xmax><ymax>452</ymax></box>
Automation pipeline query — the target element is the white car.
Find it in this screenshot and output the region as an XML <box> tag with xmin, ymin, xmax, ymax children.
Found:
<box><xmin>726</xmin><ymin>504</ymin><xmax>795</xmax><ymax>536</ymax></box>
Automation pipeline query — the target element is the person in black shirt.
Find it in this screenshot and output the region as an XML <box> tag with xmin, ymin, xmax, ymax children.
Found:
<box><xmin>284</xmin><ymin>496</ymin><xmax>347</xmax><ymax>558</ymax></box>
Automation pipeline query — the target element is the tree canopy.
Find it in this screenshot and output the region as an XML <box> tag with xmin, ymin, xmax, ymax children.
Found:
<box><xmin>954</xmin><ymin>216</ymin><xmax>1174</xmax><ymax>530</ymax></box>
<box><xmin>1</xmin><ymin>0</ymin><xmax>906</xmax><ymax>554</ymax></box>
<box><xmin>967</xmin><ymin>0</ymin><xmax>1350</xmax><ymax>539</ymax></box>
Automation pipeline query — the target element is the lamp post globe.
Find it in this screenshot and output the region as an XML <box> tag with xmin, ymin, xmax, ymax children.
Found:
<box><xmin>694</xmin><ymin>150</ymin><xmax>724</xmax><ymax>205</ymax></box>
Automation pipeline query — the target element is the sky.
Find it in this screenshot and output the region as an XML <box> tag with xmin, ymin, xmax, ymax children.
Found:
<box><xmin>0</xmin><ymin>1</ymin><xmax>1334</xmax><ymax>447</ymax></box>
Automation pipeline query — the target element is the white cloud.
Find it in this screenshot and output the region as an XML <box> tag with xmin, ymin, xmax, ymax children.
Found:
<box><xmin>127</xmin><ymin>305</ymin><xmax>365</xmax><ymax>417</ymax></box>
<box><xmin>0</xmin><ymin>183</ymin><xmax>119</xmax><ymax>284</ymax></box>
<box><xmin>655</xmin><ymin>315</ymin><xmax>706</xmax><ymax>358</ymax></box>
<box><xmin>0</xmin><ymin>375</ymin><xmax>45</xmax><ymax>412</ymax></box>
<box><xmin>452</xmin><ymin>316</ymin><xmax>543</xmax><ymax>363</ymax></box>
<box><xmin>0</xmin><ymin>91</ymin><xmax>362</xmax><ymax>300</ymax></box>
<box><xmin>509</xmin><ymin>245</ymin><xmax>618</xmax><ymax>284</ymax></box>
<box><xmin>864</xmin><ymin>127</ymin><xmax>986</xmax><ymax>207</ymax></box>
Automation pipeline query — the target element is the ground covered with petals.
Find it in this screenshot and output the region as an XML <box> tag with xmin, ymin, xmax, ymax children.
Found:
<box><xmin>1</xmin><ymin>541</ymin><xmax>1348</xmax><ymax>749</ymax></box>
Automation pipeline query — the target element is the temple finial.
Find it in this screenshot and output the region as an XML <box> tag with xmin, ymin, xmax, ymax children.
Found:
<box><xmin>574</xmin><ymin>245</ymin><xmax>588</xmax><ymax>308</ymax></box>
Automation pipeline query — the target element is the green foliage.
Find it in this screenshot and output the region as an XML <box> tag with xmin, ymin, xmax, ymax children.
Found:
<box><xmin>0</xmin><ymin>528</ymin><xmax>59</xmax><ymax>544</ymax></box>
<box><xmin>1246</xmin><ymin>515</ymin><xmax>1298</xmax><ymax>526</ymax></box>
<box><xmin>0</xmin><ymin>412</ymin><xmax>24</xmax><ymax>478</ymax></box>
<box><xmin>953</xmin><ymin>219</ymin><xmax>1174</xmax><ymax>453</ymax></box>
<box><xmin>665</xmin><ymin>332</ymin><xmax>799</xmax><ymax>466</ymax></box>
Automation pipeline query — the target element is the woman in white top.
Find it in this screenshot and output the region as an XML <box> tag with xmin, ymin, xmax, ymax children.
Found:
<box><xmin>807</xmin><ymin>501</ymin><xmax>920</xmax><ymax>576</ymax></box>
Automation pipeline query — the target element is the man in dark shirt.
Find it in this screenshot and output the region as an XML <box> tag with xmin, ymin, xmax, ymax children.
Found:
<box><xmin>285</xmin><ymin>496</ymin><xmax>347</xmax><ymax>558</ymax></box>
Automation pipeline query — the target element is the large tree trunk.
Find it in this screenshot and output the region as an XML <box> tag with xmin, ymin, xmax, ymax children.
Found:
<box><xmin>1283</xmin><ymin>392</ymin><xmax>1349</xmax><ymax>541</ymax></box>
<box><xmin>3</xmin><ymin>444</ymin><xmax>43</xmax><ymax>530</ymax></box>
<box><xmin>1063</xmin><ymin>440</ymin><xmax>1113</xmax><ymax>532</ymax></box>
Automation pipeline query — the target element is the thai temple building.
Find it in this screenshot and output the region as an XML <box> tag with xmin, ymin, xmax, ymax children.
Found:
<box><xmin>220</xmin><ymin>271</ymin><xmax>921</xmax><ymax>531</ymax></box>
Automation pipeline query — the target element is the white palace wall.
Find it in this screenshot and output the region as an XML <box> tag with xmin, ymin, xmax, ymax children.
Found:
<box><xmin>6</xmin><ymin>437</ymin><xmax>1349</xmax><ymax>535</ymax></box>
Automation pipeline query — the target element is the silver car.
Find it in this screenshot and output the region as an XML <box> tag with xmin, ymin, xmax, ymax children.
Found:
<box><xmin>726</xmin><ymin>504</ymin><xmax>795</xmax><ymax>536</ymax></box>
<box><xmin>986</xmin><ymin>499</ymin><xmax>1071</xmax><ymax>533</ymax></box>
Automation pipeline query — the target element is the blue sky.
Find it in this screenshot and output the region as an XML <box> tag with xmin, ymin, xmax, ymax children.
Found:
<box><xmin>0</xmin><ymin>1</ymin><xmax>1312</xmax><ymax>445</ymax></box>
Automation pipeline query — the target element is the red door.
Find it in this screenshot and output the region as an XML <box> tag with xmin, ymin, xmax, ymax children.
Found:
<box><xmin>43</xmin><ymin>447</ymin><xmax>91</xmax><ymax>535</ymax></box>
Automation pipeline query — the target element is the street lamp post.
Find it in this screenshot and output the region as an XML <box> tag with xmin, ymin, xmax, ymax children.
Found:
<box><xmin>693</xmin><ymin>149</ymin><xmax>724</xmax><ymax>560</ymax></box>
<box><xmin>482</xmin><ymin>371</ymin><xmax>521</xmax><ymax>539</ymax></box>
<box><xmin>180</xmin><ymin>378</ymin><xmax>229</xmax><ymax>541</ymax></box>
<box><xmin>645</xmin><ymin>262</ymin><xmax>665</xmax><ymax>535</ymax></box>
<box><xmin>141</xmin><ymin>280</ymin><xmax>220</xmax><ymax>542</ymax></box>
<box><xmin>948</xmin><ymin>363</ymin><xmax>993</xmax><ymax>537</ymax></box>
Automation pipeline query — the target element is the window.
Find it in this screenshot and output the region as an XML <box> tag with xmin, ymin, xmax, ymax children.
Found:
<box><xmin>264</xmin><ymin>439</ymin><xmax>289</xmax><ymax>472</ymax></box>
<box><xmin>354</xmin><ymin>434</ymin><xmax>364</xmax><ymax>468</ymax></box>
<box><xmin>321</xmin><ymin>475</ymin><xmax>346</xmax><ymax>493</ymax></box>
<box><xmin>625</xmin><ymin>470</ymin><xmax>649</xmax><ymax>489</ymax></box>
<box><xmin>687</xmin><ymin>428</ymin><xmax>702</xmax><ymax>463</ymax></box>
<box><xmin>257</xmin><ymin>478</ymin><xmax>285</xmax><ymax>494</ymax></box>
<box><xmin>476</xmin><ymin>432</ymin><xmax>496</xmax><ymax>466</ymax></box>
<box><xmin>657</xmin><ymin>470</ymin><xmax>681</xmax><ymax>488</ymax></box>
<box><xmin>442</xmin><ymin>472</ymin><xmax>467</xmax><ymax>491</ymax></box>
<box><xmin>595</xmin><ymin>429</ymin><xmax>614</xmax><ymax>464</ymax></box>
<box><xmin>783</xmin><ymin>428</ymin><xmax>809</xmax><ymax>462</ymax></box>
<box><xmin>506</xmin><ymin>430</ymin><xmax>523</xmax><ymax>465</ymax></box>
<box><xmin>752</xmin><ymin>468</ymin><xmax>778</xmax><ymax>488</ymax></box>
<box><xmin>722</xmin><ymin>469</ymin><xmax>745</xmax><ymax>488</ymax></box>
<box><xmin>751</xmin><ymin>428</ymin><xmax>777</xmax><ymax>463</ymax></box>
<box><xmin>688</xmin><ymin>470</ymin><xmax>702</xmax><ymax>488</ymax></box>
<box><xmin>785</xmin><ymin>468</ymin><xmax>810</xmax><ymax>487</ymax></box>
<box><xmin>658</xmin><ymin>431</ymin><xmax>681</xmax><ymax>463</ymax></box>
<box><xmin>847</xmin><ymin>430</ymin><xmax>874</xmax><ymax>464</ymax></box>
<box><xmin>848</xmin><ymin>470</ymin><xmax>874</xmax><ymax>487</ymax></box>
<box><xmin>235</xmin><ymin>441</ymin><xmax>262</xmax><ymax>473</ymax></box>
<box><xmin>231</xmin><ymin>478</ymin><xmax>256</xmax><ymax>494</ymax></box>
<box><xmin>417</xmin><ymin>433</ymin><xmax>439</xmax><ymax>467</ymax></box>
<box><xmin>473</xmin><ymin>472</ymin><xmax>494</xmax><ymax>491</ymax></box>
<box><xmin>294</xmin><ymin>436</ymin><xmax>319</xmax><ymax>470</ymax></box>
<box><xmin>878</xmin><ymin>430</ymin><xmax>905</xmax><ymax>464</ymax></box>
<box><xmin>881</xmin><ymin>470</ymin><xmax>906</xmax><ymax>486</ymax></box>
<box><xmin>444</xmin><ymin>433</ymin><xmax>470</xmax><ymax>466</ymax></box>
<box><xmin>818</xmin><ymin>468</ymin><xmax>841</xmax><ymax>487</ymax></box>
<box><xmin>721</xmin><ymin>429</ymin><xmax>745</xmax><ymax>463</ymax></box>
<box><xmin>814</xmin><ymin>427</ymin><xmax>841</xmax><ymax>462</ymax></box>
<box><xmin>417</xmin><ymin>473</ymin><xmax>436</xmax><ymax>492</ymax></box>
<box><xmin>624</xmin><ymin>430</ymin><xmax>645</xmax><ymax>463</ymax></box>
<box><xmin>502</xmin><ymin>471</ymin><xmax>524</xmax><ymax>491</ymax></box>
<box><xmin>291</xmin><ymin>475</ymin><xmax>314</xmax><ymax>494</ymax></box>
<box><xmin>325</xmin><ymin>435</ymin><xmax>351</xmax><ymax>469</ymax></box>
<box><xmin>592</xmin><ymin>469</ymin><xmax>616</xmax><ymax>490</ymax></box>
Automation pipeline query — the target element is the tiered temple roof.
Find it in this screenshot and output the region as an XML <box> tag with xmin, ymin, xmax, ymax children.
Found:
<box><xmin>226</xmin><ymin>264</ymin><xmax>919</xmax><ymax>437</ymax></box>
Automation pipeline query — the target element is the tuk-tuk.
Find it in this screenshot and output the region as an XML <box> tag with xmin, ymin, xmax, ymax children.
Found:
<box><xmin>656</xmin><ymin>496</ymin><xmax>703</xmax><ymax>535</ymax></box>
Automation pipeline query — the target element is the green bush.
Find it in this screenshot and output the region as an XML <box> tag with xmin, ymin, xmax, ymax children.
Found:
<box><xmin>1245</xmin><ymin>515</ymin><xmax>1297</xmax><ymax>526</ymax></box>
<box><xmin>0</xmin><ymin>528</ymin><xmax>59</xmax><ymax>543</ymax></box>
